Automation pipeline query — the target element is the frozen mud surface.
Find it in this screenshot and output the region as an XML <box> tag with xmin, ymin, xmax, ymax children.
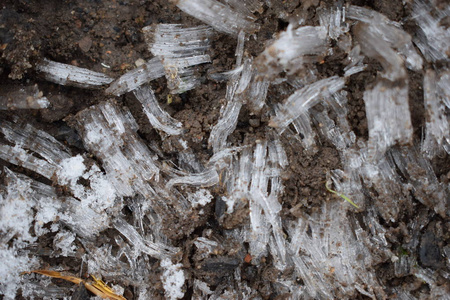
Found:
<box><xmin>0</xmin><ymin>0</ymin><xmax>449</xmax><ymax>299</ymax></box>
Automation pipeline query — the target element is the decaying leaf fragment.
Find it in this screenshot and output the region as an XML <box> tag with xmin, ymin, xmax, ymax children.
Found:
<box><xmin>22</xmin><ymin>270</ymin><xmax>126</xmax><ymax>300</ymax></box>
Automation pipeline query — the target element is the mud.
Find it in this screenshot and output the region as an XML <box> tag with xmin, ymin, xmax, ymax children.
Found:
<box><xmin>0</xmin><ymin>0</ymin><xmax>449</xmax><ymax>299</ymax></box>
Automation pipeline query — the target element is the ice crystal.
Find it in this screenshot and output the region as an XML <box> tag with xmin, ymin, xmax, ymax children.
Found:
<box><xmin>36</xmin><ymin>59</ymin><xmax>113</xmax><ymax>89</ymax></box>
<box><xmin>114</xmin><ymin>218</ymin><xmax>179</xmax><ymax>259</ymax></box>
<box><xmin>105</xmin><ymin>58</ymin><xmax>165</xmax><ymax>96</ymax></box>
<box><xmin>289</xmin><ymin>201</ymin><xmax>388</xmax><ymax>299</ymax></box>
<box><xmin>144</xmin><ymin>24</ymin><xmax>213</xmax><ymax>93</ymax></box>
<box><xmin>161</xmin><ymin>258</ymin><xmax>186</xmax><ymax>300</ymax></box>
<box><xmin>255</xmin><ymin>25</ymin><xmax>329</xmax><ymax>78</ymax></box>
<box><xmin>2</xmin><ymin>2</ymin><xmax>450</xmax><ymax>299</ymax></box>
<box><xmin>422</xmin><ymin>69</ymin><xmax>450</xmax><ymax>157</ymax></box>
<box><xmin>348</xmin><ymin>5</ymin><xmax>423</xmax><ymax>71</ymax></box>
<box><xmin>363</xmin><ymin>81</ymin><xmax>412</xmax><ymax>159</ymax></box>
<box><xmin>208</xmin><ymin>32</ymin><xmax>247</xmax><ymax>152</ymax></box>
<box><xmin>413</xmin><ymin>0</ymin><xmax>450</xmax><ymax>62</ymax></box>
<box><xmin>269</xmin><ymin>76</ymin><xmax>345</xmax><ymax>129</ymax></box>
<box><xmin>73</xmin><ymin>100</ymin><xmax>159</xmax><ymax>199</ymax></box>
<box><xmin>174</xmin><ymin>0</ymin><xmax>259</xmax><ymax>36</ymax></box>
<box><xmin>134</xmin><ymin>85</ymin><xmax>183</xmax><ymax>135</ymax></box>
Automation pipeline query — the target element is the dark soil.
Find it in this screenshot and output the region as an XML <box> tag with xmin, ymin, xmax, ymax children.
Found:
<box><xmin>0</xmin><ymin>0</ymin><xmax>449</xmax><ymax>299</ymax></box>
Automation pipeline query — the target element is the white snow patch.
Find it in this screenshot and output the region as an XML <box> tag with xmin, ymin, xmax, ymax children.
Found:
<box><xmin>0</xmin><ymin>246</ymin><xmax>39</xmax><ymax>299</ymax></box>
<box><xmin>0</xmin><ymin>193</ymin><xmax>35</xmax><ymax>244</ymax></box>
<box><xmin>187</xmin><ymin>189</ymin><xmax>213</xmax><ymax>208</ymax></box>
<box><xmin>57</xmin><ymin>155</ymin><xmax>86</xmax><ymax>185</ymax></box>
<box><xmin>161</xmin><ymin>258</ymin><xmax>185</xmax><ymax>300</ymax></box>
<box><xmin>53</xmin><ymin>230</ymin><xmax>77</xmax><ymax>256</ymax></box>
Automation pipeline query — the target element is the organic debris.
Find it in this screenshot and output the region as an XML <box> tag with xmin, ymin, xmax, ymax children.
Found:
<box><xmin>22</xmin><ymin>270</ymin><xmax>126</xmax><ymax>300</ymax></box>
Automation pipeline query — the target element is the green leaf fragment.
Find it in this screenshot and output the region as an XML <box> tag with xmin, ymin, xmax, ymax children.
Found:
<box><xmin>325</xmin><ymin>182</ymin><xmax>359</xmax><ymax>208</ymax></box>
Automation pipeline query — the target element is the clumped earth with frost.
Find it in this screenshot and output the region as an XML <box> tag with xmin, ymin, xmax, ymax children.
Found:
<box><xmin>0</xmin><ymin>0</ymin><xmax>449</xmax><ymax>299</ymax></box>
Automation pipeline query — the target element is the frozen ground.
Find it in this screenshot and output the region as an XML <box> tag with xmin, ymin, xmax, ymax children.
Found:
<box><xmin>0</xmin><ymin>0</ymin><xmax>449</xmax><ymax>299</ymax></box>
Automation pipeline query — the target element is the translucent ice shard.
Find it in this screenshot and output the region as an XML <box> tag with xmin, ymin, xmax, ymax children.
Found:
<box><xmin>319</xmin><ymin>4</ymin><xmax>349</xmax><ymax>40</ymax></box>
<box><xmin>208</xmin><ymin>34</ymin><xmax>247</xmax><ymax>152</ymax></box>
<box><xmin>36</xmin><ymin>58</ymin><xmax>113</xmax><ymax>89</ymax></box>
<box><xmin>113</xmin><ymin>218</ymin><xmax>178</xmax><ymax>259</ymax></box>
<box><xmin>360</xmin><ymin>152</ymin><xmax>410</xmax><ymax>222</ymax></box>
<box><xmin>289</xmin><ymin>202</ymin><xmax>387</xmax><ymax>299</ymax></box>
<box><xmin>0</xmin><ymin>120</ymin><xmax>71</xmax><ymax>179</ymax></box>
<box><xmin>208</xmin><ymin>85</ymin><xmax>242</xmax><ymax>151</ymax></box>
<box><xmin>0</xmin><ymin>84</ymin><xmax>49</xmax><ymax>110</ymax></box>
<box><xmin>144</xmin><ymin>24</ymin><xmax>213</xmax><ymax>93</ymax></box>
<box><xmin>53</xmin><ymin>230</ymin><xmax>76</xmax><ymax>257</ymax></box>
<box><xmin>389</xmin><ymin>146</ymin><xmax>448</xmax><ymax>217</ymax></box>
<box><xmin>133</xmin><ymin>85</ymin><xmax>183</xmax><ymax>135</ymax></box>
<box><xmin>246</xmin><ymin>74</ymin><xmax>269</xmax><ymax>113</ymax></box>
<box><xmin>422</xmin><ymin>69</ymin><xmax>450</xmax><ymax>157</ymax></box>
<box><xmin>344</xmin><ymin>45</ymin><xmax>367</xmax><ymax>77</ymax></box>
<box><xmin>438</xmin><ymin>71</ymin><xmax>450</xmax><ymax>109</ymax></box>
<box><xmin>348</xmin><ymin>5</ymin><xmax>423</xmax><ymax>71</ymax></box>
<box><xmin>105</xmin><ymin>58</ymin><xmax>165</xmax><ymax>96</ymax></box>
<box><xmin>60</xmin><ymin>197</ymin><xmax>110</xmax><ymax>237</ymax></box>
<box><xmin>0</xmin><ymin>121</ymin><xmax>117</xmax><ymax>214</ymax></box>
<box><xmin>269</xmin><ymin>76</ymin><xmax>345</xmax><ymax>129</ymax></box>
<box><xmin>413</xmin><ymin>0</ymin><xmax>450</xmax><ymax>62</ymax></box>
<box><xmin>354</xmin><ymin>23</ymin><xmax>406</xmax><ymax>81</ymax></box>
<box><xmin>173</xmin><ymin>0</ymin><xmax>259</xmax><ymax>36</ymax></box>
<box><xmin>223</xmin><ymin>140</ymin><xmax>287</xmax><ymax>269</ymax></box>
<box><xmin>290</xmin><ymin>110</ymin><xmax>317</xmax><ymax>152</ymax></box>
<box><xmin>255</xmin><ymin>25</ymin><xmax>329</xmax><ymax>78</ymax></box>
<box><xmin>73</xmin><ymin>100</ymin><xmax>159</xmax><ymax>199</ymax></box>
<box><xmin>166</xmin><ymin>147</ymin><xmax>236</xmax><ymax>189</ymax></box>
<box><xmin>223</xmin><ymin>0</ymin><xmax>263</xmax><ymax>15</ymax></box>
<box><xmin>363</xmin><ymin>81</ymin><xmax>412</xmax><ymax>159</ymax></box>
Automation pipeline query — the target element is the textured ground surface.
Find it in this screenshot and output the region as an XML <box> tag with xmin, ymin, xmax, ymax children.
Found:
<box><xmin>0</xmin><ymin>0</ymin><xmax>449</xmax><ymax>299</ymax></box>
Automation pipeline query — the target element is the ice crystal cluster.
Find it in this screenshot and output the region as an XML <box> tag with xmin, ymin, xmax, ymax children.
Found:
<box><xmin>0</xmin><ymin>0</ymin><xmax>449</xmax><ymax>299</ymax></box>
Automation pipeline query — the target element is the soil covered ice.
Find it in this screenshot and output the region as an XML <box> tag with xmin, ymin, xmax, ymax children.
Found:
<box><xmin>0</xmin><ymin>0</ymin><xmax>449</xmax><ymax>299</ymax></box>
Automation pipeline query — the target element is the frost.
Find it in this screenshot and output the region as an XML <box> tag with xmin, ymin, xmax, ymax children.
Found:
<box><xmin>269</xmin><ymin>76</ymin><xmax>345</xmax><ymax>129</ymax></box>
<box><xmin>1</xmin><ymin>3</ymin><xmax>449</xmax><ymax>299</ymax></box>
<box><xmin>73</xmin><ymin>100</ymin><xmax>159</xmax><ymax>199</ymax></box>
<box><xmin>144</xmin><ymin>24</ymin><xmax>213</xmax><ymax>93</ymax></box>
<box><xmin>0</xmin><ymin>246</ymin><xmax>39</xmax><ymax>300</ymax></box>
<box><xmin>57</xmin><ymin>155</ymin><xmax>87</xmax><ymax>185</ymax></box>
<box><xmin>187</xmin><ymin>189</ymin><xmax>213</xmax><ymax>207</ymax></box>
<box><xmin>255</xmin><ymin>25</ymin><xmax>329</xmax><ymax>78</ymax></box>
<box><xmin>421</xmin><ymin>69</ymin><xmax>450</xmax><ymax>158</ymax></box>
<box><xmin>161</xmin><ymin>258</ymin><xmax>185</xmax><ymax>300</ymax></box>
<box><xmin>36</xmin><ymin>58</ymin><xmax>113</xmax><ymax>88</ymax></box>
<box><xmin>363</xmin><ymin>81</ymin><xmax>412</xmax><ymax>159</ymax></box>
<box><xmin>53</xmin><ymin>230</ymin><xmax>77</xmax><ymax>257</ymax></box>
<box><xmin>114</xmin><ymin>218</ymin><xmax>178</xmax><ymax>260</ymax></box>
<box><xmin>174</xmin><ymin>0</ymin><xmax>259</xmax><ymax>36</ymax></box>
<box><xmin>208</xmin><ymin>33</ymin><xmax>248</xmax><ymax>152</ymax></box>
<box><xmin>413</xmin><ymin>0</ymin><xmax>450</xmax><ymax>62</ymax></box>
<box><xmin>106</xmin><ymin>57</ymin><xmax>165</xmax><ymax>96</ymax></box>
<box><xmin>348</xmin><ymin>5</ymin><xmax>423</xmax><ymax>71</ymax></box>
<box><xmin>0</xmin><ymin>169</ymin><xmax>36</xmax><ymax>245</ymax></box>
<box><xmin>133</xmin><ymin>85</ymin><xmax>183</xmax><ymax>135</ymax></box>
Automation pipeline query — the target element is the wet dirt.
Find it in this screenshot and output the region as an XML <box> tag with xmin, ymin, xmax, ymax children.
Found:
<box><xmin>1</xmin><ymin>0</ymin><xmax>449</xmax><ymax>299</ymax></box>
